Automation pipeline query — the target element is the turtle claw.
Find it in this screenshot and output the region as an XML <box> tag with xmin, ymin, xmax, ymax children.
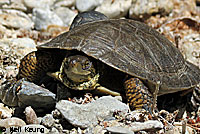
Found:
<box><xmin>143</xmin><ymin>104</ymin><xmax>153</xmax><ymax>115</ymax></box>
<box><xmin>0</xmin><ymin>79</ymin><xmax>22</xmax><ymax>106</ymax></box>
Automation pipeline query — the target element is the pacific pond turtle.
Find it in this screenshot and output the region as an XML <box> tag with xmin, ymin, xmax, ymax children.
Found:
<box><xmin>6</xmin><ymin>11</ymin><xmax>200</xmax><ymax>111</ymax></box>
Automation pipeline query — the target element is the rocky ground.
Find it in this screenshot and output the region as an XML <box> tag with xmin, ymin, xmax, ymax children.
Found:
<box><xmin>0</xmin><ymin>0</ymin><xmax>200</xmax><ymax>134</ymax></box>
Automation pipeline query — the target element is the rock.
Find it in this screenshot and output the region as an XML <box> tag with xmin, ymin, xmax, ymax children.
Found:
<box><xmin>0</xmin><ymin>0</ymin><xmax>9</xmax><ymax>6</ymax></box>
<box><xmin>129</xmin><ymin>120</ymin><xmax>163</xmax><ymax>132</ymax></box>
<box><xmin>54</xmin><ymin>123</ymin><xmax>63</xmax><ymax>132</ymax></box>
<box><xmin>0</xmin><ymin>117</ymin><xmax>26</xmax><ymax>128</ymax></box>
<box><xmin>181</xmin><ymin>34</ymin><xmax>200</xmax><ymax>67</ymax></box>
<box><xmin>0</xmin><ymin>37</ymin><xmax>36</xmax><ymax>72</ymax></box>
<box><xmin>49</xmin><ymin>127</ymin><xmax>59</xmax><ymax>134</ymax></box>
<box><xmin>41</xmin><ymin>114</ymin><xmax>55</xmax><ymax>128</ymax></box>
<box><xmin>54</xmin><ymin>0</ymin><xmax>75</xmax><ymax>8</ymax></box>
<box><xmin>106</xmin><ymin>126</ymin><xmax>135</xmax><ymax>134</ymax></box>
<box><xmin>17</xmin><ymin>80</ymin><xmax>56</xmax><ymax>109</ymax></box>
<box><xmin>0</xmin><ymin>9</ymin><xmax>33</xmax><ymax>29</ymax></box>
<box><xmin>32</xmin><ymin>8</ymin><xmax>64</xmax><ymax>30</ymax></box>
<box><xmin>54</xmin><ymin>7</ymin><xmax>77</xmax><ymax>26</ymax></box>
<box><xmin>95</xmin><ymin>0</ymin><xmax>132</xmax><ymax>18</ymax></box>
<box><xmin>2</xmin><ymin>0</ymin><xmax>27</xmax><ymax>11</ymax></box>
<box><xmin>0</xmin><ymin>103</ymin><xmax>13</xmax><ymax>118</ymax></box>
<box><xmin>129</xmin><ymin>0</ymin><xmax>174</xmax><ymax>19</ymax></box>
<box><xmin>56</xmin><ymin>96</ymin><xmax>129</xmax><ymax>128</ymax></box>
<box><xmin>25</xmin><ymin>106</ymin><xmax>39</xmax><ymax>124</ymax></box>
<box><xmin>0</xmin><ymin>79</ymin><xmax>56</xmax><ymax>108</ymax></box>
<box><xmin>23</xmin><ymin>0</ymin><xmax>56</xmax><ymax>9</ymax></box>
<box><xmin>166</xmin><ymin>122</ymin><xmax>194</xmax><ymax>134</ymax></box>
<box><xmin>76</xmin><ymin>0</ymin><xmax>104</xmax><ymax>12</ymax></box>
<box><xmin>125</xmin><ymin>110</ymin><xmax>149</xmax><ymax>122</ymax></box>
<box><xmin>5</xmin><ymin>38</ymin><xmax>36</xmax><ymax>57</ymax></box>
<box><xmin>37</xmin><ymin>117</ymin><xmax>43</xmax><ymax>124</ymax></box>
<box><xmin>84</xmin><ymin>126</ymin><xmax>107</xmax><ymax>134</ymax></box>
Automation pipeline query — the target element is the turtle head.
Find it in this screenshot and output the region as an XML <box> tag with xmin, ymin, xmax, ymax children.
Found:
<box><xmin>63</xmin><ymin>55</ymin><xmax>96</xmax><ymax>83</ymax></box>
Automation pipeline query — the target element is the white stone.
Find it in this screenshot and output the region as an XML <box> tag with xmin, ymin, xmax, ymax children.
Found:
<box><xmin>181</xmin><ymin>34</ymin><xmax>200</xmax><ymax>67</ymax></box>
<box><xmin>76</xmin><ymin>0</ymin><xmax>104</xmax><ymax>12</ymax></box>
<box><xmin>2</xmin><ymin>0</ymin><xmax>27</xmax><ymax>11</ymax></box>
<box><xmin>56</xmin><ymin>96</ymin><xmax>129</xmax><ymax>128</ymax></box>
<box><xmin>0</xmin><ymin>117</ymin><xmax>26</xmax><ymax>128</ymax></box>
<box><xmin>32</xmin><ymin>8</ymin><xmax>64</xmax><ymax>30</ymax></box>
<box><xmin>54</xmin><ymin>0</ymin><xmax>75</xmax><ymax>8</ymax></box>
<box><xmin>23</xmin><ymin>0</ymin><xmax>56</xmax><ymax>9</ymax></box>
<box><xmin>0</xmin><ymin>9</ymin><xmax>33</xmax><ymax>29</ymax></box>
<box><xmin>0</xmin><ymin>37</ymin><xmax>36</xmax><ymax>57</ymax></box>
<box><xmin>54</xmin><ymin>7</ymin><xmax>77</xmax><ymax>26</ymax></box>
<box><xmin>0</xmin><ymin>0</ymin><xmax>9</xmax><ymax>6</ymax></box>
<box><xmin>129</xmin><ymin>0</ymin><xmax>174</xmax><ymax>19</ymax></box>
<box><xmin>95</xmin><ymin>0</ymin><xmax>132</xmax><ymax>18</ymax></box>
<box><xmin>0</xmin><ymin>103</ymin><xmax>14</xmax><ymax>118</ymax></box>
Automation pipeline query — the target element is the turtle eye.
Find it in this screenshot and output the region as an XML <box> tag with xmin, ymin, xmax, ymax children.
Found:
<box><xmin>82</xmin><ymin>60</ymin><xmax>92</xmax><ymax>70</ymax></box>
<box><xmin>70</xmin><ymin>59</ymin><xmax>77</xmax><ymax>67</ymax></box>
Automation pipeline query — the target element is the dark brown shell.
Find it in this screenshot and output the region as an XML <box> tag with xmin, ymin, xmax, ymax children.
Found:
<box><xmin>37</xmin><ymin>19</ymin><xmax>200</xmax><ymax>95</ymax></box>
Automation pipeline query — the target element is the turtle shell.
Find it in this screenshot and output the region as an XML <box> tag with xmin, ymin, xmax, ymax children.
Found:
<box><xmin>37</xmin><ymin>19</ymin><xmax>200</xmax><ymax>95</ymax></box>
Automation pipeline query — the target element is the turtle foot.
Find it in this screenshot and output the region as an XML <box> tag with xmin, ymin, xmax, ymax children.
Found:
<box><xmin>124</xmin><ymin>78</ymin><xmax>153</xmax><ymax>113</ymax></box>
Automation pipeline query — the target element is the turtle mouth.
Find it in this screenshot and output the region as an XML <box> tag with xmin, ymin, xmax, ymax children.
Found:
<box><xmin>60</xmin><ymin>73</ymin><xmax>100</xmax><ymax>90</ymax></box>
<box><xmin>64</xmin><ymin>69</ymin><xmax>95</xmax><ymax>83</ymax></box>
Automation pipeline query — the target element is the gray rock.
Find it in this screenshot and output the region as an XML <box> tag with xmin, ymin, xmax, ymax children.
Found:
<box><xmin>0</xmin><ymin>79</ymin><xmax>56</xmax><ymax>108</ymax></box>
<box><xmin>24</xmin><ymin>0</ymin><xmax>56</xmax><ymax>9</ymax></box>
<box><xmin>56</xmin><ymin>96</ymin><xmax>129</xmax><ymax>128</ymax></box>
<box><xmin>129</xmin><ymin>0</ymin><xmax>174</xmax><ymax>19</ymax></box>
<box><xmin>0</xmin><ymin>117</ymin><xmax>26</xmax><ymax>128</ymax></box>
<box><xmin>106</xmin><ymin>126</ymin><xmax>134</xmax><ymax>134</ymax></box>
<box><xmin>0</xmin><ymin>9</ymin><xmax>33</xmax><ymax>29</ymax></box>
<box><xmin>41</xmin><ymin>114</ymin><xmax>55</xmax><ymax>128</ymax></box>
<box><xmin>54</xmin><ymin>0</ymin><xmax>75</xmax><ymax>8</ymax></box>
<box><xmin>76</xmin><ymin>0</ymin><xmax>104</xmax><ymax>12</ymax></box>
<box><xmin>17</xmin><ymin>80</ymin><xmax>56</xmax><ymax>109</ymax></box>
<box><xmin>0</xmin><ymin>0</ymin><xmax>9</xmax><ymax>6</ymax></box>
<box><xmin>129</xmin><ymin>120</ymin><xmax>163</xmax><ymax>132</ymax></box>
<box><xmin>25</xmin><ymin>106</ymin><xmax>39</xmax><ymax>124</ymax></box>
<box><xmin>32</xmin><ymin>8</ymin><xmax>64</xmax><ymax>30</ymax></box>
<box><xmin>49</xmin><ymin>127</ymin><xmax>59</xmax><ymax>134</ymax></box>
<box><xmin>95</xmin><ymin>0</ymin><xmax>132</xmax><ymax>18</ymax></box>
<box><xmin>54</xmin><ymin>7</ymin><xmax>77</xmax><ymax>26</ymax></box>
<box><xmin>6</xmin><ymin>38</ymin><xmax>36</xmax><ymax>57</ymax></box>
<box><xmin>37</xmin><ymin>117</ymin><xmax>43</xmax><ymax>124</ymax></box>
<box><xmin>106</xmin><ymin>120</ymin><xmax>163</xmax><ymax>133</ymax></box>
<box><xmin>0</xmin><ymin>38</ymin><xmax>36</xmax><ymax>58</ymax></box>
<box><xmin>0</xmin><ymin>103</ymin><xmax>13</xmax><ymax>118</ymax></box>
<box><xmin>181</xmin><ymin>33</ymin><xmax>200</xmax><ymax>67</ymax></box>
<box><xmin>85</xmin><ymin>126</ymin><xmax>107</xmax><ymax>134</ymax></box>
<box><xmin>2</xmin><ymin>0</ymin><xmax>27</xmax><ymax>11</ymax></box>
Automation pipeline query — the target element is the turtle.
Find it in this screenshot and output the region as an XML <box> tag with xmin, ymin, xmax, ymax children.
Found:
<box><xmin>16</xmin><ymin>11</ymin><xmax>200</xmax><ymax>111</ymax></box>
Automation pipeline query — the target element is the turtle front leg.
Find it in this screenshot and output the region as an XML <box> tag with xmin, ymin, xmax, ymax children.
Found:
<box><xmin>124</xmin><ymin>78</ymin><xmax>153</xmax><ymax>111</ymax></box>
